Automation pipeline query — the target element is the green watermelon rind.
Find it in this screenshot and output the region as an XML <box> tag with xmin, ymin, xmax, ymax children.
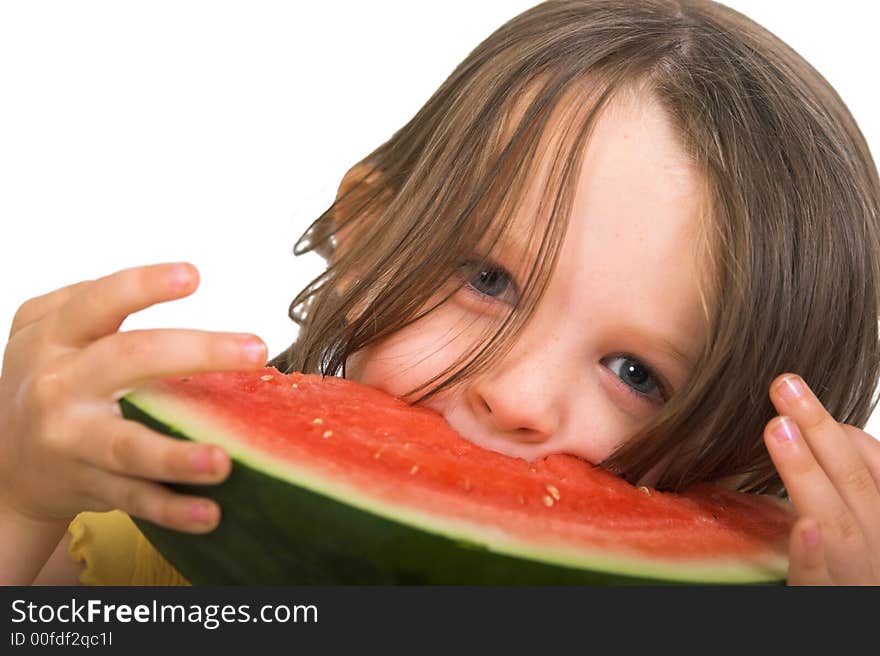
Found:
<box><xmin>120</xmin><ymin>391</ymin><xmax>787</xmax><ymax>585</ymax></box>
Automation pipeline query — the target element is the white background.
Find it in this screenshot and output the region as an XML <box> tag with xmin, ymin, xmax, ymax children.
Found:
<box><xmin>1</xmin><ymin>1</ymin><xmax>879</xmax><ymax>432</ymax></box>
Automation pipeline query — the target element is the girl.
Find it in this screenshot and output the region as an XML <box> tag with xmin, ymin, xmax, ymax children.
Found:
<box><xmin>2</xmin><ymin>0</ymin><xmax>879</xmax><ymax>585</ymax></box>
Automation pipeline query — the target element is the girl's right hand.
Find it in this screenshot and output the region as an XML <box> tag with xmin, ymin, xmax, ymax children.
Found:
<box><xmin>0</xmin><ymin>262</ymin><xmax>268</xmax><ymax>534</ymax></box>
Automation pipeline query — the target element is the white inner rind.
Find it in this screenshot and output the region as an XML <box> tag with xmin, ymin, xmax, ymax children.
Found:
<box><xmin>128</xmin><ymin>390</ymin><xmax>788</xmax><ymax>583</ymax></box>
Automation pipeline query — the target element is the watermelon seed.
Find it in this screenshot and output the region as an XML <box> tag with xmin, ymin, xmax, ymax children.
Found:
<box><xmin>463</xmin><ymin>478</ymin><xmax>472</xmax><ymax>491</ymax></box>
<box><xmin>409</xmin><ymin>465</ymin><xmax>419</xmax><ymax>475</ymax></box>
<box><xmin>322</xmin><ymin>430</ymin><xmax>333</xmax><ymax>439</ymax></box>
<box><xmin>181</xmin><ymin>377</ymin><xmax>191</xmax><ymax>382</ymax></box>
<box><xmin>542</xmin><ymin>495</ymin><xmax>555</xmax><ymax>507</ymax></box>
<box><xmin>312</xmin><ymin>417</ymin><xmax>324</xmax><ymax>425</ymax></box>
<box><xmin>373</xmin><ymin>447</ymin><xmax>386</xmax><ymax>459</ymax></box>
<box><xmin>516</xmin><ymin>494</ymin><xmax>525</xmax><ymax>505</ymax></box>
<box><xmin>637</xmin><ymin>486</ymin><xmax>652</xmax><ymax>497</ymax></box>
<box><xmin>546</xmin><ymin>485</ymin><xmax>560</xmax><ymax>501</ymax></box>
<box><xmin>292</xmin><ymin>383</ymin><xmax>299</xmax><ymax>389</ymax></box>
<box><xmin>260</xmin><ymin>375</ymin><xmax>274</xmax><ymax>381</ymax></box>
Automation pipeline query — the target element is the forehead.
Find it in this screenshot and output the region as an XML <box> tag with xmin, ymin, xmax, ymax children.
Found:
<box><xmin>491</xmin><ymin>78</ymin><xmax>707</xmax><ymax>263</ymax></box>
<box><xmin>571</xmin><ymin>92</ymin><xmax>710</xmax><ymax>347</ymax></box>
<box><xmin>578</xmin><ymin>90</ymin><xmax>706</xmax><ymax>242</ymax></box>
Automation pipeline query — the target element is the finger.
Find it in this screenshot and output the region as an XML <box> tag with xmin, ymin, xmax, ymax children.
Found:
<box><xmin>763</xmin><ymin>416</ymin><xmax>863</xmax><ymax>547</ymax></box>
<box><xmin>75</xmin><ymin>416</ymin><xmax>231</xmax><ymax>485</ymax></box>
<box><xmin>846</xmin><ymin>425</ymin><xmax>880</xmax><ymax>486</ymax></box>
<box><xmin>770</xmin><ymin>374</ymin><xmax>880</xmax><ymax>544</ymax></box>
<box><xmin>787</xmin><ymin>517</ymin><xmax>831</xmax><ymax>585</ymax></box>
<box><xmin>74</xmin><ymin>329</ymin><xmax>268</xmax><ymax>398</ymax></box>
<box><xmin>89</xmin><ymin>470</ymin><xmax>222</xmax><ymax>534</ymax></box>
<box><xmin>50</xmin><ymin>262</ymin><xmax>199</xmax><ymax>347</ymax></box>
<box><xmin>9</xmin><ymin>280</ymin><xmax>95</xmax><ymax>340</ymax></box>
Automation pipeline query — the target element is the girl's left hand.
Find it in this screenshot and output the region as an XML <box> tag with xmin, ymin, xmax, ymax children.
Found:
<box><xmin>764</xmin><ymin>373</ymin><xmax>880</xmax><ymax>585</ymax></box>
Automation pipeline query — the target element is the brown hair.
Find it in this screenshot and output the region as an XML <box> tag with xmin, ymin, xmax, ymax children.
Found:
<box><xmin>267</xmin><ymin>0</ymin><xmax>880</xmax><ymax>495</ymax></box>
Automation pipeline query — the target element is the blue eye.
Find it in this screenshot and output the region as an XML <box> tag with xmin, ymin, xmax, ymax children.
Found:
<box><xmin>603</xmin><ymin>355</ymin><xmax>666</xmax><ymax>405</ymax></box>
<box><xmin>460</xmin><ymin>259</ymin><xmax>518</xmax><ymax>305</ymax></box>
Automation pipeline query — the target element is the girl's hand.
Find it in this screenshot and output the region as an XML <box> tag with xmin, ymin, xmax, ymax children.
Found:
<box><xmin>764</xmin><ymin>373</ymin><xmax>880</xmax><ymax>585</ymax></box>
<box><xmin>0</xmin><ymin>262</ymin><xmax>268</xmax><ymax>534</ymax></box>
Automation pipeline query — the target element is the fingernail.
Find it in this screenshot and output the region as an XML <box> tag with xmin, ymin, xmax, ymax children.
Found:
<box><xmin>211</xmin><ymin>447</ymin><xmax>227</xmax><ymax>474</ymax></box>
<box><xmin>189</xmin><ymin>502</ymin><xmax>215</xmax><ymax>524</ymax></box>
<box><xmin>803</xmin><ymin>524</ymin><xmax>821</xmax><ymax>548</ymax></box>
<box><xmin>775</xmin><ymin>375</ymin><xmax>805</xmax><ymax>402</ymax></box>
<box><xmin>771</xmin><ymin>416</ymin><xmax>798</xmax><ymax>443</ymax></box>
<box><xmin>170</xmin><ymin>264</ymin><xmax>193</xmax><ymax>289</ymax></box>
<box><xmin>190</xmin><ymin>447</ymin><xmax>214</xmax><ymax>472</ymax></box>
<box><xmin>241</xmin><ymin>339</ymin><xmax>267</xmax><ymax>363</ymax></box>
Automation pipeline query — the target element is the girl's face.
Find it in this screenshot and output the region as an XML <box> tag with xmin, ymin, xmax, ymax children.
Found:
<box><xmin>345</xmin><ymin>91</ymin><xmax>709</xmax><ymax>467</ymax></box>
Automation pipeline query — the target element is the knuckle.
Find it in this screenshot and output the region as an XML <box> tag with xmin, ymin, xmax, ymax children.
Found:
<box><xmin>789</xmin><ymin>555</ymin><xmax>819</xmax><ymax>581</ymax></box>
<box><xmin>121</xmin><ymin>484</ymin><xmax>143</xmax><ymax>518</ymax></box>
<box><xmin>162</xmin><ymin>443</ymin><xmax>184</xmax><ymax>479</ymax></box>
<box><xmin>839</xmin><ymin>466</ymin><xmax>876</xmax><ymax>498</ymax></box>
<box><xmin>86</xmin><ymin>274</ymin><xmax>129</xmax><ymax>323</ymax></box>
<box><xmin>88</xmin><ymin>284</ymin><xmax>115</xmax><ymax>318</ymax></box>
<box><xmin>830</xmin><ymin>509</ymin><xmax>862</xmax><ymax>545</ymax></box>
<box><xmin>108</xmin><ymin>429</ymin><xmax>132</xmax><ymax>472</ymax></box>
<box><xmin>27</xmin><ymin>323</ymin><xmax>54</xmax><ymax>354</ymax></box>
<box><xmin>27</xmin><ymin>366</ymin><xmax>67</xmax><ymax>408</ymax></box>
<box><xmin>208</xmin><ymin>336</ymin><xmax>233</xmax><ymax>364</ymax></box>
<box><xmin>40</xmin><ymin>421</ymin><xmax>70</xmax><ymax>454</ymax></box>
<box><xmin>9</xmin><ymin>280</ymin><xmax>94</xmax><ymax>339</ymax></box>
<box><xmin>797</xmin><ymin>403</ymin><xmax>833</xmax><ymax>432</ymax></box>
<box><xmin>154</xmin><ymin>496</ymin><xmax>178</xmax><ymax>529</ymax></box>
<box><xmin>132</xmin><ymin>266</ymin><xmax>160</xmax><ymax>299</ymax></box>
<box><xmin>114</xmin><ymin>333</ymin><xmax>150</xmax><ymax>362</ymax></box>
<box><xmin>11</xmin><ymin>297</ymin><xmax>40</xmax><ymax>332</ymax></box>
<box><xmin>189</xmin><ymin>334</ymin><xmax>223</xmax><ymax>367</ymax></box>
<box><xmin>70</xmin><ymin>467</ymin><xmax>94</xmax><ymax>498</ymax></box>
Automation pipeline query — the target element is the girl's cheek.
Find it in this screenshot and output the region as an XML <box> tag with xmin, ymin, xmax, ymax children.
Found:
<box><xmin>343</xmin><ymin>350</ymin><xmax>363</xmax><ymax>383</ymax></box>
<box><xmin>346</xmin><ymin>304</ymin><xmax>480</xmax><ymax>396</ymax></box>
<box><xmin>346</xmin><ymin>345</ymin><xmax>387</xmax><ymax>390</ymax></box>
<box><xmin>345</xmin><ymin>338</ymin><xmax>450</xmax><ymax>400</ymax></box>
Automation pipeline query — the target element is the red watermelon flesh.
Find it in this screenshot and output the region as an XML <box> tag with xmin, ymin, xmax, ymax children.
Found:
<box><xmin>124</xmin><ymin>367</ymin><xmax>794</xmax><ymax>583</ymax></box>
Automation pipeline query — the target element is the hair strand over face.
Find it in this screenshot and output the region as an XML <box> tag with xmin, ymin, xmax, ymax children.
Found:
<box><xmin>269</xmin><ymin>0</ymin><xmax>880</xmax><ymax>496</ymax></box>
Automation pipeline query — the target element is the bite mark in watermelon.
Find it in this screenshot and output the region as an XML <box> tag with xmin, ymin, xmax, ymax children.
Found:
<box><xmin>119</xmin><ymin>367</ymin><xmax>794</xmax><ymax>584</ymax></box>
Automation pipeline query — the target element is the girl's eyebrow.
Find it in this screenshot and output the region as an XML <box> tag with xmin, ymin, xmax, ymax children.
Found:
<box><xmin>618</xmin><ymin>327</ymin><xmax>695</xmax><ymax>371</ymax></box>
<box><xmin>480</xmin><ymin>223</ymin><xmax>544</xmax><ymax>269</ymax></box>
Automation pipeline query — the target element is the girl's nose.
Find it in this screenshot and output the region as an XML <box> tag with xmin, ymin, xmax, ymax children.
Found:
<box><xmin>467</xmin><ymin>355</ymin><xmax>562</xmax><ymax>444</ymax></box>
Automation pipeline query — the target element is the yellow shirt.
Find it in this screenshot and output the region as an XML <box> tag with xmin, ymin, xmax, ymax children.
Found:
<box><xmin>67</xmin><ymin>510</ymin><xmax>190</xmax><ymax>586</ymax></box>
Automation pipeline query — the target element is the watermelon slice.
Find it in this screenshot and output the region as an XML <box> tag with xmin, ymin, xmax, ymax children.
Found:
<box><xmin>119</xmin><ymin>367</ymin><xmax>793</xmax><ymax>584</ymax></box>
